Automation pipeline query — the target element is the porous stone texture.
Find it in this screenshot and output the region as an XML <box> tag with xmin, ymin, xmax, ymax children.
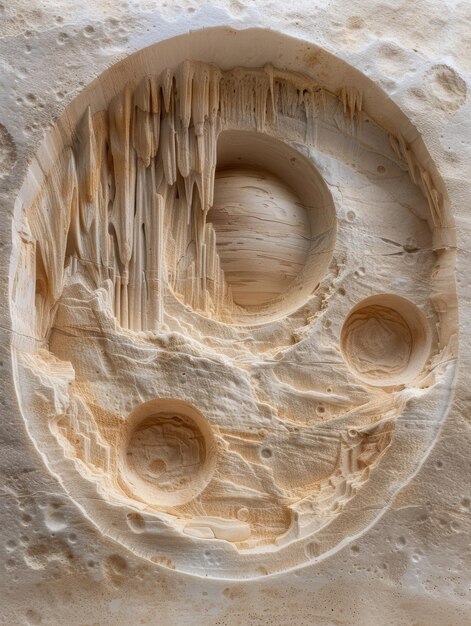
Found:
<box><xmin>1</xmin><ymin>2</ymin><xmax>471</xmax><ymax>625</ymax></box>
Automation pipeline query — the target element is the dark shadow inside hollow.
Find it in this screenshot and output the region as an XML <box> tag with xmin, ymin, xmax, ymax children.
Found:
<box><xmin>206</xmin><ymin>130</ymin><xmax>336</xmax><ymax>315</ymax></box>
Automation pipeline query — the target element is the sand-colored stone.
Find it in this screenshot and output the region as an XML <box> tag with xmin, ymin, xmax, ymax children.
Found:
<box><xmin>1</xmin><ymin>2</ymin><xmax>470</xmax><ymax>624</ymax></box>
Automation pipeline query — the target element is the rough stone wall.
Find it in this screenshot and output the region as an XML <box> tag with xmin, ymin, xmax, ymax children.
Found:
<box><xmin>1</xmin><ymin>1</ymin><xmax>471</xmax><ymax>624</ymax></box>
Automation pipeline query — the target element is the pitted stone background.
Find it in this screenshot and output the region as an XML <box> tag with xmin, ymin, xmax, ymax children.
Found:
<box><xmin>1</xmin><ymin>1</ymin><xmax>471</xmax><ymax>624</ymax></box>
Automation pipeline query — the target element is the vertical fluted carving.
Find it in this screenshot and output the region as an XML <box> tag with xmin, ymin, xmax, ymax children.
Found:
<box><xmin>28</xmin><ymin>61</ymin><xmax>446</xmax><ymax>336</ymax></box>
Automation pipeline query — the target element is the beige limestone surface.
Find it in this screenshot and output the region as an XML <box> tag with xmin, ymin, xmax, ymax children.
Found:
<box><xmin>1</xmin><ymin>1</ymin><xmax>471</xmax><ymax>624</ymax></box>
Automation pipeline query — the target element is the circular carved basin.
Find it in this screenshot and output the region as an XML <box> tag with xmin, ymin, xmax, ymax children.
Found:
<box><xmin>9</xmin><ymin>28</ymin><xmax>457</xmax><ymax>579</ymax></box>
<box><xmin>118</xmin><ymin>399</ymin><xmax>217</xmax><ymax>508</ymax></box>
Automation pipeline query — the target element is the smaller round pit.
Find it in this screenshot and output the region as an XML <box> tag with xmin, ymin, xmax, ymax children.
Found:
<box><xmin>118</xmin><ymin>399</ymin><xmax>217</xmax><ymax>508</ymax></box>
<box><xmin>340</xmin><ymin>294</ymin><xmax>432</xmax><ymax>387</ymax></box>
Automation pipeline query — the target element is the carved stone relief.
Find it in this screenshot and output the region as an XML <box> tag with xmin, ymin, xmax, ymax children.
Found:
<box><xmin>10</xmin><ymin>46</ymin><xmax>457</xmax><ymax>579</ymax></box>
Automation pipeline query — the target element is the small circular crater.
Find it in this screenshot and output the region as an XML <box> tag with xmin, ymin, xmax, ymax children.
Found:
<box><xmin>423</xmin><ymin>64</ymin><xmax>467</xmax><ymax>112</ymax></box>
<box><xmin>347</xmin><ymin>210</ymin><xmax>356</xmax><ymax>221</ymax></box>
<box><xmin>5</xmin><ymin>539</ymin><xmax>16</xmax><ymax>552</ymax></box>
<box><xmin>261</xmin><ymin>448</ymin><xmax>272</xmax><ymax>459</ymax></box>
<box><xmin>237</xmin><ymin>507</ymin><xmax>250</xmax><ymax>522</ymax></box>
<box><xmin>126</xmin><ymin>512</ymin><xmax>146</xmax><ymax>534</ymax></box>
<box><xmin>119</xmin><ymin>399</ymin><xmax>217</xmax><ymax>507</ymax></box>
<box><xmin>107</xmin><ymin>554</ymin><xmax>127</xmax><ymax>574</ymax></box>
<box><xmin>44</xmin><ymin>509</ymin><xmax>66</xmax><ymax>532</ymax></box>
<box><xmin>340</xmin><ymin>294</ymin><xmax>431</xmax><ymax>386</ymax></box>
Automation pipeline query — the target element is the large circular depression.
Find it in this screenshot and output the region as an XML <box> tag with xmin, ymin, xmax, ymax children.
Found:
<box><xmin>204</xmin><ymin>131</ymin><xmax>337</xmax><ymax>322</ymax></box>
